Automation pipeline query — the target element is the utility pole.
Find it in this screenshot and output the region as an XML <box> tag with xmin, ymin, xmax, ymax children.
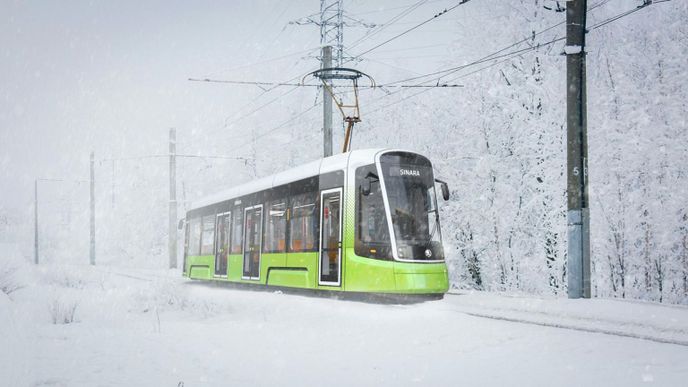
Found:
<box><xmin>320</xmin><ymin>0</ymin><xmax>342</xmax><ymax>157</ymax></box>
<box><xmin>290</xmin><ymin>0</ymin><xmax>375</xmax><ymax>157</ymax></box>
<box><xmin>90</xmin><ymin>151</ymin><xmax>96</xmax><ymax>266</ymax></box>
<box><xmin>566</xmin><ymin>0</ymin><xmax>590</xmax><ymax>298</ymax></box>
<box><xmin>322</xmin><ymin>46</ymin><xmax>333</xmax><ymax>157</ymax></box>
<box><xmin>34</xmin><ymin>179</ymin><xmax>39</xmax><ymax>264</ymax></box>
<box><xmin>169</xmin><ymin>128</ymin><xmax>177</xmax><ymax>269</ymax></box>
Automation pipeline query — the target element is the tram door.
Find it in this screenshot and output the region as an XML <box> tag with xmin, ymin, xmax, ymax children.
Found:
<box><xmin>214</xmin><ymin>212</ymin><xmax>230</xmax><ymax>277</ymax></box>
<box><xmin>319</xmin><ymin>188</ymin><xmax>342</xmax><ymax>286</ymax></box>
<box><xmin>243</xmin><ymin>205</ymin><xmax>263</xmax><ymax>280</ymax></box>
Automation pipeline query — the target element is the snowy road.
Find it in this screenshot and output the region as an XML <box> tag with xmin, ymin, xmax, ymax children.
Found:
<box><xmin>2</xmin><ymin>266</ymin><xmax>688</xmax><ymax>386</ymax></box>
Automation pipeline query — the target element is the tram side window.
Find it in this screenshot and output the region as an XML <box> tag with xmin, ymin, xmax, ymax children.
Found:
<box><xmin>264</xmin><ymin>200</ymin><xmax>287</xmax><ymax>253</ymax></box>
<box><xmin>289</xmin><ymin>192</ymin><xmax>317</xmax><ymax>252</ymax></box>
<box><xmin>355</xmin><ymin>164</ymin><xmax>392</xmax><ymax>260</ymax></box>
<box><xmin>188</xmin><ymin>217</ymin><xmax>202</xmax><ymax>256</ymax></box>
<box><xmin>230</xmin><ymin>207</ymin><xmax>243</xmax><ymax>254</ymax></box>
<box><xmin>200</xmin><ymin>215</ymin><xmax>216</xmax><ymax>255</ymax></box>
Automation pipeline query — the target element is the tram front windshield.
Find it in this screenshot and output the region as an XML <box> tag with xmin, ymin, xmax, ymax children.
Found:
<box><xmin>380</xmin><ymin>152</ymin><xmax>444</xmax><ymax>261</ymax></box>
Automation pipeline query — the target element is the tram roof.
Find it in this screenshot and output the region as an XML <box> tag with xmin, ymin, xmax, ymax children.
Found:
<box><xmin>188</xmin><ymin>148</ymin><xmax>388</xmax><ymax>211</ymax></box>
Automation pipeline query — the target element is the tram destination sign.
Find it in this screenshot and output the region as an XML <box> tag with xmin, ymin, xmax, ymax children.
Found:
<box><xmin>389</xmin><ymin>167</ymin><xmax>423</xmax><ymax>178</ymax></box>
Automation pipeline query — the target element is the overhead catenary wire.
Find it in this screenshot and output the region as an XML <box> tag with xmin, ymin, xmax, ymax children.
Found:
<box><xmin>346</xmin><ymin>0</ymin><xmax>450</xmax><ymax>17</ymax></box>
<box><xmin>215</xmin><ymin>0</ymin><xmax>448</xmax><ymax>127</ymax></box>
<box><xmin>345</xmin><ymin>0</ymin><xmax>429</xmax><ymax>52</ymax></box>
<box><xmin>366</xmin><ymin>56</ymin><xmax>516</xmax><ymax>115</ymax></box>
<box><xmin>232</xmin><ymin>100</ymin><xmax>324</xmax><ymax>150</ymax></box>
<box><xmin>351</xmin><ymin>0</ymin><xmax>475</xmax><ymax>60</ymax></box>
<box><xmin>188</xmin><ymin>0</ymin><xmax>666</xmax><ymax>150</ymax></box>
<box><xmin>36</xmin><ymin>178</ymin><xmax>89</xmax><ymax>184</ymax></box>
<box><xmin>190</xmin><ymin>0</ymin><xmax>603</xmax><ymax>136</ymax></box>
<box><xmin>386</xmin><ymin>1</ymin><xmax>663</xmax><ymax>93</ymax></box>
<box><xmin>188</xmin><ymin>77</ymin><xmax>462</xmax><ymax>88</ymax></box>
<box><xmin>362</xmin><ymin>0</ymin><xmax>668</xmax><ymax>113</ymax></box>
<box><xmin>383</xmin><ymin>0</ymin><xmax>645</xmax><ymax>87</ymax></box>
<box><xmin>196</xmin><ymin>46</ymin><xmax>317</xmax><ymax>133</ymax></box>
<box><xmin>224</xmin><ymin>85</ymin><xmax>301</xmax><ymax>127</ymax></box>
<box><xmin>191</xmin><ymin>2</ymin><xmax>565</xmax><ymax>148</ymax></box>
<box><xmin>203</xmin><ymin>46</ymin><xmax>321</xmax><ymax>75</ymax></box>
<box><xmin>188</xmin><ymin>0</ymin><xmax>472</xmax><ymax>95</ymax></box>
<box><xmin>98</xmin><ymin>154</ymin><xmax>252</xmax><ymax>164</ymax></box>
<box><xmin>372</xmin><ymin>42</ymin><xmax>450</xmax><ymax>53</ymax></box>
<box><xmin>219</xmin><ymin>76</ymin><xmax>303</xmax><ymax>129</ymax></box>
<box><xmin>588</xmin><ymin>0</ymin><xmax>671</xmax><ymax>30</ymax></box>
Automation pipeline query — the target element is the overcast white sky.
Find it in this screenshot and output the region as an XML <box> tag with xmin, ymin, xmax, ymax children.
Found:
<box><xmin>1</xmin><ymin>0</ymin><xmax>471</xmax><ymax>215</ymax></box>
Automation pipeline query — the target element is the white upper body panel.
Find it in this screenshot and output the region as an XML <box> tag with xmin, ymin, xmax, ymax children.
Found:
<box><xmin>189</xmin><ymin>148</ymin><xmax>395</xmax><ymax>211</ymax></box>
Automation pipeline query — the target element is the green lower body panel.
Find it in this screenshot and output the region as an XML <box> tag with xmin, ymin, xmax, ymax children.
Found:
<box><xmin>189</xmin><ymin>265</ymin><xmax>211</xmax><ymax>279</ymax></box>
<box><xmin>187</xmin><ymin>255</ymin><xmax>214</xmax><ymax>279</ymax></box>
<box><xmin>227</xmin><ymin>254</ymin><xmax>243</xmax><ymax>281</ymax></box>
<box><xmin>185</xmin><ymin>252</ymin><xmax>448</xmax><ymax>295</ymax></box>
<box><xmin>267</xmin><ymin>268</ymin><xmax>311</xmax><ymax>288</ymax></box>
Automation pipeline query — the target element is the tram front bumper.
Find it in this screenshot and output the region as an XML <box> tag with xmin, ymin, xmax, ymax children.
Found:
<box><xmin>394</xmin><ymin>262</ymin><xmax>449</xmax><ymax>294</ymax></box>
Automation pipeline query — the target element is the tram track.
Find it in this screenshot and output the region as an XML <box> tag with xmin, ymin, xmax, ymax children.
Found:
<box><xmin>444</xmin><ymin>293</ymin><xmax>688</xmax><ymax>347</ymax></box>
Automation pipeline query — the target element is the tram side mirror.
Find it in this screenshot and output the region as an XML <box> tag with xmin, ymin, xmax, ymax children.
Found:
<box><xmin>362</xmin><ymin>180</ymin><xmax>371</xmax><ymax>196</ymax></box>
<box><xmin>177</xmin><ymin>218</ymin><xmax>185</xmax><ymax>230</ymax></box>
<box><xmin>435</xmin><ymin>179</ymin><xmax>450</xmax><ymax>201</ymax></box>
<box><xmin>361</xmin><ymin>172</ymin><xmax>379</xmax><ymax>196</ymax></box>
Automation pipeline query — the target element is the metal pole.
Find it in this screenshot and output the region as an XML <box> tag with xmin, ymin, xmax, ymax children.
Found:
<box><xmin>169</xmin><ymin>128</ymin><xmax>177</xmax><ymax>269</ymax></box>
<box><xmin>322</xmin><ymin>45</ymin><xmax>333</xmax><ymax>157</ymax></box>
<box><xmin>566</xmin><ymin>0</ymin><xmax>591</xmax><ymax>298</ymax></box>
<box><xmin>111</xmin><ymin>160</ymin><xmax>115</xmax><ymax>209</ymax></box>
<box><xmin>34</xmin><ymin>179</ymin><xmax>39</xmax><ymax>264</ymax></box>
<box><xmin>90</xmin><ymin>151</ymin><xmax>96</xmax><ymax>265</ymax></box>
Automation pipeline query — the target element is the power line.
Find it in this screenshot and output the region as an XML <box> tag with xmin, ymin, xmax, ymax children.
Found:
<box><xmin>363</xmin><ymin>0</ymin><xmax>666</xmax><ymax>114</ymax></box>
<box><xmin>208</xmin><ymin>46</ymin><xmax>321</xmax><ymax>74</ymax></box>
<box><xmin>372</xmin><ymin>42</ymin><xmax>449</xmax><ymax>53</ymax></box>
<box><xmin>346</xmin><ymin>0</ymin><xmax>429</xmax><ymax>52</ymax></box>
<box><xmin>190</xmin><ymin>0</ymin><xmax>462</xmax><ymax>137</ymax></box>
<box><xmin>346</xmin><ymin>0</ymin><xmax>450</xmax><ymax>17</ymax></box>
<box><xmin>233</xmin><ymin>101</ymin><xmax>324</xmax><ymax>150</ymax></box>
<box><xmin>385</xmin><ymin>0</ymin><xmax>650</xmax><ymax>89</ymax></box>
<box><xmin>372</xmin><ymin>54</ymin><xmax>449</xmax><ymax>60</ymax></box>
<box><xmin>366</xmin><ymin>56</ymin><xmax>514</xmax><ymax>115</ymax></box>
<box><xmin>98</xmin><ymin>155</ymin><xmax>166</xmax><ymax>163</ymax></box>
<box><xmin>351</xmin><ymin>0</ymin><xmax>475</xmax><ymax>60</ymax></box>
<box><xmin>187</xmin><ymin>0</ymin><xmax>662</xmax><ymax>152</ymax></box>
<box><xmin>176</xmin><ymin>154</ymin><xmax>252</xmax><ymax>161</ymax></box>
<box><xmin>188</xmin><ymin>77</ymin><xmax>462</xmax><ymax>88</ymax></box>
<box><xmin>98</xmin><ymin>154</ymin><xmax>251</xmax><ymax>163</ymax></box>
<box><xmin>221</xmin><ymin>83</ymin><xmax>301</xmax><ymax>132</ymax></box>
<box><xmin>37</xmin><ymin>178</ymin><xmax>89</xmax><ymax>184</ymax></box>
<box><xmin>587</xmin><ymin>0</ymin><xmax>670</xmax><ymax>31</ymax></box>
<box><xmin>194</xmin><ymin>54</ymin><xmax>315</xmax><ymax>133</ymax></box>
<box><xmin>383</xmin><ymin>0</ymin><xmax>612</xmax><ymax>86</ymax></box>
<box><xmin>361</xmin><ymin>43</ymin><xmax>558</xmax><ymax>112</ymax></box>
<box><xmin>190</xmin><ymin>78</ymin><xmax>320</xmax><ymax>87</ymax></box>
<box><xmin>352</xmin><ymin>54</ymin><xmax>425</xmax><ymax>76</ymax></box>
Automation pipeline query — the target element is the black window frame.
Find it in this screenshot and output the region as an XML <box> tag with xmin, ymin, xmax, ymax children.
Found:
<box><xmin>230</xmin><ymin>203</ymin><xmax>243</xmax><ymax>255</ymax></box>
<box><xmin>200</xmin><ymin>214</ymin><xmax>216</xmax><ymax>256</ymax></box>
<box><xmin>287</xmin><ymin>176</ymin><xmax>319</xmax><ymax>253</ymax></box>
<box><xmin>263</xmin><ymin>183</ymin><xmax>290</xmax><ymax>254</ymax></box>
<box><xmin>354</xmin><ymin>164</ymin><xmax>393</xmax><ymax>260</ymax></box>
<box><xmin>187</xmin><ymin>216</ymin><xmax>203</xmax><ymax>256</ymax></box>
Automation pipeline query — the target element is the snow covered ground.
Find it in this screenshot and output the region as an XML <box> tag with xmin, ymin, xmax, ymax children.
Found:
<box><xmin>2</xmin><ymin>256</ymin><xmax>688</xmax><ymax>387</ymax></box>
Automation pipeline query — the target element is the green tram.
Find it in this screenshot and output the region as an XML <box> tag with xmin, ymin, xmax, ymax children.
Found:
<box><xmin>182</xmin><ymin>148</ymin><xmax>450</xmax><ymax>296</ymax></box>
